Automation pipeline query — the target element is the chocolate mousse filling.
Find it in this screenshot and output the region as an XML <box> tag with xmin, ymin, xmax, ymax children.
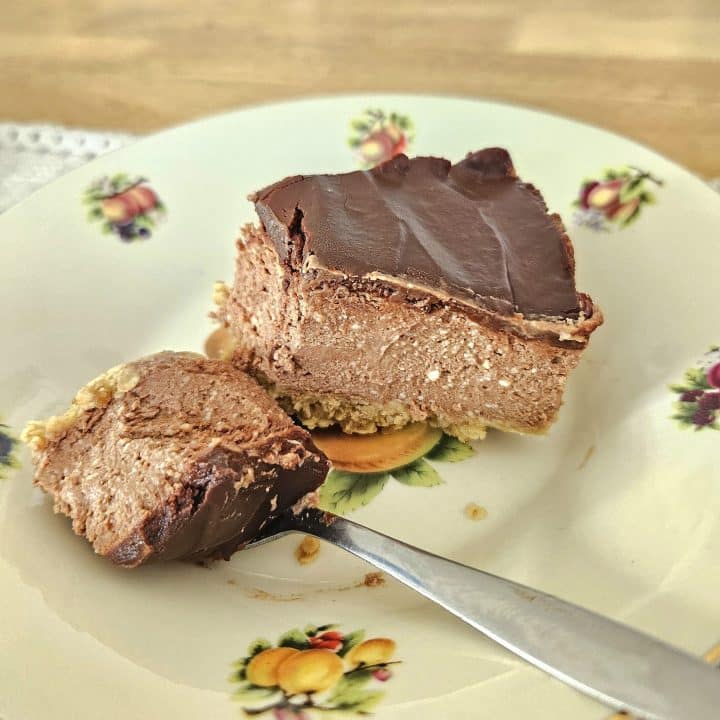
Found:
<box><xmin>219</xmin><ymin>148</ymin><xmax>603</xmax><ymax>440</ymax></box>
<box><xmin>22</xmin><ymin>352</ymin><xmax>329</xmax><ymax>567</ymax></box>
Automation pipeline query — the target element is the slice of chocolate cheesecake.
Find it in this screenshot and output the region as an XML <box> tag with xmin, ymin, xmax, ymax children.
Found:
<box><xmin>22</xmin><ymin>352</ymin><xmax>328</xmax><ymax>567</ymax></box>
<box><xmin>217</xmin><ymin>148</ymin><xmax>602</xmax><ymax>440</ymax></box>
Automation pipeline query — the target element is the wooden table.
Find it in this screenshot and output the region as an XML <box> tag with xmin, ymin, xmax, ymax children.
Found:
<box><xmin>3</xmin><ymin>0</ymin><xmax>719</xmax><ymax>176</ymax></box>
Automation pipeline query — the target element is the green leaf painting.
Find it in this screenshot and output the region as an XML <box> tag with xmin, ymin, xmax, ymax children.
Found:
<box><xmin>319</xmin><ymin>471</ymin><xmax>388</xmax><ymax>514</ymax></box>
<box><xmin>392</xmin><ymin>459</ymin><xmax>442</xmax><ymax>487</ymax></box>
<box><xmin>427</xmin><ymin>433</ymin><xmax>475</xmax><ymax>462</ymax></box>
<box><xmin>277</xmin><ymin>629</ymin><xmax>311</xmax><ymax>651</ymax></box>
<box><xmin>314</xmin><ymin>424</ymin><xmax>475</xmax><ymax>514</ymax></box>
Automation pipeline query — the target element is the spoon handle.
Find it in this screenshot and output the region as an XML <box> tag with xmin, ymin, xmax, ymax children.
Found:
<box><xmin>293</xmin><ymin>508</ymin><xmax>719</xmax><ymax>720</ymax></box>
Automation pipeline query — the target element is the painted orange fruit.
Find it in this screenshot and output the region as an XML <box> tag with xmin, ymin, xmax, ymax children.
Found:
<box><xmin>246</xmin><ymin>647</ymin><xmax>300</xmax><ymax>687</ymax></box>
<box><xmin>311</xmin><ymin>423</ymin><xmax>442</xmax><ymax>473</ymax></box>
<box><xmin>346</xmin><ymin>638</ymin><xmax>396</xmax><ymax>668</ymax></box>
<box><xmin>276</xmin><ymin>649</ymin><xmax>344</xmax><ymax>694</ymax></box>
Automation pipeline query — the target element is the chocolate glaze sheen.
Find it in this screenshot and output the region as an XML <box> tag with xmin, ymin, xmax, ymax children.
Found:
<box><xmin>253</xmin><ymin>148</ymin><xmax>582</xmax><ymax>319</ymax></box>
<box><xmin>108</xmin><ymin>435</ymin><xmax>328</xmax><ymax>567</ymax></box>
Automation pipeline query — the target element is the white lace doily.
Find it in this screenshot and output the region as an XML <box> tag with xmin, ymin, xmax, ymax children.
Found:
<box><xmin>0</xmin><ymin>123</ymin><xmax>134</xmax><ymax>212</ymax></box>
<box><xmin>0</xmin><ymin>122</ymin><xmax>718</xmax><ymax>213</ymax></box>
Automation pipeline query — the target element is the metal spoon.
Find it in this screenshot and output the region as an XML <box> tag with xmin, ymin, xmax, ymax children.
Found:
<box><xmin>249</xmin><ymin>506</ymin><xmax>719</xmax><ymax>720</ymax></box>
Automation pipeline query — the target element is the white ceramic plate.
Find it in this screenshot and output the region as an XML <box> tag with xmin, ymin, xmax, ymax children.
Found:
<box><xmin>1</xmin><ymin>95</ymin><xmax>719</xmax><ymax>720</ymax></box>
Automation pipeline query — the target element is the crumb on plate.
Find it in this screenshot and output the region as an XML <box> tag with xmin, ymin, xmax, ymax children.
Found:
<box><xmin>295</xmin><ymin>535</ymin><xmax>321</xmax><ymax>565</ymax></box>
<box><xmin>363</xmin><ymin>571</ymin><xmax>385</xmax><ymax>587</ymax></box>
<box><xmin>464</xmin><ymin>502</ymin><xmax>488</xmax><ymax>521</ymax></box>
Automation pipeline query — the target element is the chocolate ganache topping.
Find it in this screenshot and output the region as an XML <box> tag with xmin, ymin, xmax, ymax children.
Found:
<box><xmin>253</xmin><ymin>148</ymin><xmax>583</xmax><ymax>320</ymax></box>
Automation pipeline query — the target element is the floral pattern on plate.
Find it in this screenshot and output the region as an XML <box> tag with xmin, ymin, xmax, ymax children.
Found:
<box><xmin>0</xmin><ymin>421</ymin><xmax>19</xmax><ymax>479</ymax></box>
<box><xmin>230</xmin><ymin>623</ymin><xmax>399</xmax><ymax>717</ymax></box>
<box><xmin>348</xmin><ymin>109</ymin><xmax>414</xmax><ymax>168</ymax></box>
<box><xmin>573</xmin><ymin>166</ymin><xmax>663</xmax><ymax>231</ymax></box>
<box><xmin>670</xmin><ymin>346</ymin><xmax>720</xmax><ymax>431</ymax></box>
<box><xmin>83</xmin><ymin>174</ymin><xmax>166</xmax><ymax>242</ymax></box>
<box><xmin>312</xmin><ymin>423</ymin><xmax>474</xmax><ymax>513</ymax></box>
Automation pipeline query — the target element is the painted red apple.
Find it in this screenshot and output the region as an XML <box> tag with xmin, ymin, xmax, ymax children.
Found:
<box><xmin>359</xmin><ymin>131</ymin><xmax>394</xmax><ymax>165</ymax></box>
<box><xmin>126</xmin><ymin>185</ymin><xmax>158</xmax><ymax>212</ymax></box>
<box><xmin>384</xmin><ymin>123</ymin><xmax>407</xmax><ymax>155</ymax></box>
<box><xmin>708</xmin><ymin>362</ymin><xmax>720</xmax><ymax>388</ymax></box>
<box><xmin>101</xmin><ymin>192</ymin><xmax>141</xmax><ymax>224</ymax></box>
<box><xmin>308</xmin><ymin>636</ymin><xmax>343</xmax><ymax>652</ymax></box>
<box><xmin>586</xmin><ymin>179</ymin><xmax>624</xmax><ymax>210</ymax></box>
<box><xmin>359</xmin><ymin>125</ymin><xmax>407</xmax><ymax>165</ymax></box>
<box><xmin>608</xmin><ymin>197</ymin><xmax>641</xmax><ymax>224</ymax></box>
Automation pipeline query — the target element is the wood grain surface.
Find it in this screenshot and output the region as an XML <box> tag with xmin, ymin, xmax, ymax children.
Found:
<box><xmin>2</xmin><ymin>0</ymin><xmax>719</xmax><ymax>175</ymax></box>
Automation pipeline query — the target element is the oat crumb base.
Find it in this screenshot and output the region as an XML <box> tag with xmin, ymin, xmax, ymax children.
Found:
<box><xmin>363</xmin><ymin>571</ymin><xmax>385</xmax><ymax>587</ymax></box>
<box><xmin>21</xmin><ymin>363</ymin><xmax>140</xmax><ymax>450</ymax></box>
<box><xmin>295</xmin><ymin>535</ymin><xmax>321</xmax><ymax>565</ymax></box>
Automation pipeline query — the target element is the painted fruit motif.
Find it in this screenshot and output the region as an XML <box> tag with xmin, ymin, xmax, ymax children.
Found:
<box><xmin>311</xmin><ymin>423</ymin><xmax>442</xmax><ymax>473</ymax></box>
<box><xmin>573</xmin><ymin>166</ymin><xmax>662</xmax><ymax>231</ymax></box>
<box><xmin>312</xmin><ymin>423</ymin><xmax>475</xmax><ymax>514</ymax></box>
<box><xmin>247</xmin><ymin>648</ymin><xmax>300</xmax><ymax>687</ymax></box>
<box><xmin>84</xmin><ymin>174</ymin><xmax>165</xmax><ymax>242</ymax></box>
<box><xmin>348</xmin><ymin>109</ymin><xmax>414</xmax><ymax>168</ymax></box>
<box><xmin>0</xmin><ymin>421</ymin><xmax>19</xmax><ymax>479</ymax></box>
<box><xmin>670</xmin><ymin>346</ymin><xmax>720</xmax><ymax>431</ymax></box>
<box><xmin>346</xmin><ymin>639</ymin><xmax>396</xmax><ymax>669</ymax></box>
<box><xmin>230</xmin><ymin>623</ymin><xmax>400</xmax><ymax>717</ymax></box>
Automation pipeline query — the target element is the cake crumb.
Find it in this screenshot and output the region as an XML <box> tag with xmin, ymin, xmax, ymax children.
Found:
<box><xmin>212</xmin><ymin>281</ymin><xmax>230</xmax><ymax>306</ymax></box>
<box><xmin>426</xmin><ymin>369</ymin><xmax>440</xmax><ymax>382</ymax></box>
<box><xmin>21</xmin><ymin>363</ymin><xmax>140</xmax><ymax>450</ymax></box>
<box><xmin>295</xmin><ymin>536</ymin><xmax>321</xmax><ymax>565</ymax></box>
<box><xmin>204</xmin><ymin>327</ymin><xmax>237</xmax><ymax>360</ymax></box>
<box><xmin>464</xmin><ymin>502</ymin><xmax>488</xmax><ymax>521</ymax></box>
<box><xmin>249</xmin><ymin>588</ymin><xmax>302</xmax><ymax>602</ymax></box>
<box><xmin>363</xmin><ymin>572</ymin><xmax>385</xmax><ymax>587</ymax></box>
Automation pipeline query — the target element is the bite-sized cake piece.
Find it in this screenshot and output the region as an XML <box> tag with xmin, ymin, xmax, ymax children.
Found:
<box><xmin>21</xmin><ymin>352</ymin><xmax>328</xmax><ymax>567</ymax></box>
<box><xmin>216</xmin><ymin>148</ymin><xmax>602</xmax><ymax>440</ymax></box>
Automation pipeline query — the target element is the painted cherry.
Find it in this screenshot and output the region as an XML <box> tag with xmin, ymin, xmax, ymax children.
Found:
<box><xmin>308</xmin><ymin>637</ymin><xmax>342</xmax><ymax>652</ymax></box>
<box><xmin>707</xmin><ymin>363</ymin><xmax>720</xmax><ymax>389</ymax></box>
